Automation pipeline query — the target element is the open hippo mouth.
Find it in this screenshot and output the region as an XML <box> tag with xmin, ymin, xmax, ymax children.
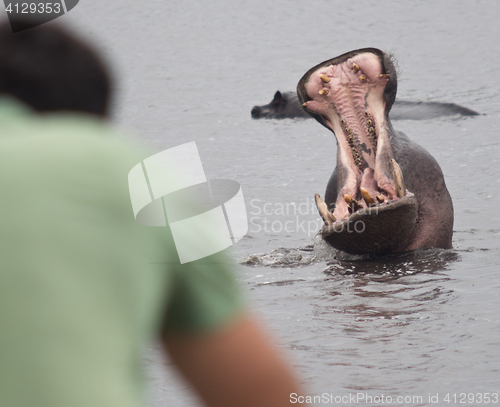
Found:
<box><xmin>297</xmin><ymin>48</ymin><xmax>418</xmax><ymax>255</ymax></box>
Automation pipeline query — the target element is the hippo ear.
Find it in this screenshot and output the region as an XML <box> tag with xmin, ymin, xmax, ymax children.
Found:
<box><xmin>272</xmin><ymin>91</ymin><xmax>283</xmax><ymax>105</ymax></box>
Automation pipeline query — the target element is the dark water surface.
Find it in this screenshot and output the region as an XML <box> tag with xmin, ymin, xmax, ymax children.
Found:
<box><xmin>64</xmin><ymin>1</ymin><xmax>500</xmax><ymax>405</ymax></box>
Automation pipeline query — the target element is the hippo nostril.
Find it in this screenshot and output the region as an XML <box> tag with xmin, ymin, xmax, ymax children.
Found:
<box><xmin>251</xmin><ymin>106</ymin><xmax>261</xmax><ymax>118</ymax></box>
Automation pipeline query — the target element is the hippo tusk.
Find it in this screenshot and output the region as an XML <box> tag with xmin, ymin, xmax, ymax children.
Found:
<box><xmin>391</xmin><ymin>159</ymin><xmax>406</xmax><ymax>198</ymax></box>
<box><xmin>315</xmin><ymin>194</ymin><xmax>336</xmax><ymax>225</ymax></box>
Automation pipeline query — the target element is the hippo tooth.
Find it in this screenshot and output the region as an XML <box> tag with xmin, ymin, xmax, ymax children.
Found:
<box><xmin>344</xmin><ymin>194</ymin><xmax>363</xmax><ymax>213</ymax></box>
<box><xmin>315</xmin><ymin>194</ymin><xmax>336</xmax><ymax>225</ymax></box>
<box><xmin>360</xmin><ymin>187</ymin><xmax>376</xmax><ymax>206</ymax></box>
<box><xmin>391</xmin><ymin>159</ymin><xmax>406</xmax><ymax>198</ymax></box>
<box><xmin>376</xmin><ymin>195</ymin><xmax>385</xmax><ymax>203</ymax></box>
<box><xmin>359</xmin><ymin>75</ymin><xmax>367</xmax><ymax>83</ymax></box>
<box><xmin>353</xmin><ymin>201</ymin><xmax>363</xmax><ymax>212</ymax></box>
<box><xmin>352</xmin><ymin>63</ymin><xmax>360</xmax><ymax>73</ymax></box>
<box><xmin>344</xmin><ymin>194</ymin><xmax>353</xmax><ymax>204</ymax></box>
<box><xmin>379</xmin><ymin>74</ymin><xmax>389</xmax><ymax>79</ymax></box>
<box><xmin>302</xmin><ymin>102</ymin><xmax>308</xmax><ymax>107</ymax></box>
<box><xmin>319</xmin><ymin>74</ymin><xmax>331</xmax><ymax>83</ymax></box>
<box><xmin>319</xmin><ymin>88</ymin><xmax>329</xmax><ymax>95</ymax></box>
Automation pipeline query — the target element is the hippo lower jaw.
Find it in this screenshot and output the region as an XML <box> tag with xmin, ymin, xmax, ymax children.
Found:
<box><xmin>318</xmin><ymin>193</ymin><xmax>418</xmax><ymax>255</ymax></box>
<box><xmin>298</xmin><ymin>49</ymin><xmax>421</xmax><ymax>255</ymax></box>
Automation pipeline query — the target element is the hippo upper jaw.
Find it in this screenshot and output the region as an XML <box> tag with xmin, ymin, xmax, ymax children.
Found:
<box><xmin>297</xmin><ymin>48</ymin><xmax>421</xmax><ymax>255</ymax></box>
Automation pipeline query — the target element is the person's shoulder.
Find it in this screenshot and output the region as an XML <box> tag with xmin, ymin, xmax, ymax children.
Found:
<box><xmin>0</xmin><ymin>98</ymin><xmax>147</xmax><ymax>167</ymax></box>
<box><xmin>29</xmin><ymin>110</ymin><xmax>151</xmax><ymax>182</ymax></box>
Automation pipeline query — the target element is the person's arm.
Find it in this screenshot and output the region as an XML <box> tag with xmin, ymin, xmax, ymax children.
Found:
<box><xmin>163</xmin><ymin>314</ymin><xmax>300</xmax><ymax>407</ymax></box>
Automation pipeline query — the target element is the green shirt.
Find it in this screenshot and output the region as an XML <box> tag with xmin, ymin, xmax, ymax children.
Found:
<box><xmin>0</xmin><ymin>98</ymin><xmax>243</xmax><ymax>407</ymax></box>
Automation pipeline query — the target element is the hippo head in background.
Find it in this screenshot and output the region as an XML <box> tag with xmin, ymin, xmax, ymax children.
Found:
<box><xmin>251</xmin><ymin>91</ymin><xmax>310</xmax><ymax>119</ymax></box>
<box><xmin>297</xmin><ymin>48</ymin><xmax>453</xmax><ymax>255</ymax></box>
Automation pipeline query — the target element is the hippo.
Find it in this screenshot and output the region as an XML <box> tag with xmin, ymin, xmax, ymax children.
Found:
<box><xmin>297</xmin><ymin>48</ymin><xmax>454</xmax><ymax>255</ymax></box>
<box><xmin>251</xmin><ymin>91</ymin><xmax>479</xmax><ymax>120</ymax></box>
<box><xmin>251</xmin><ymin>91</ymin><xmax>311</xmax><ymax>119</ymax></box>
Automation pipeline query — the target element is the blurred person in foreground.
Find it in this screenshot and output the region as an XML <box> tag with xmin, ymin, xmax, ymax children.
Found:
<box><xmin>0</xmin><ymin>20</ymin><xmax>300</xmax><ymax>407</ymax></box>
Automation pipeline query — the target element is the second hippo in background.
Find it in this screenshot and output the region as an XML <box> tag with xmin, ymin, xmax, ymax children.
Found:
<box><xmin>251</xmin><ymin>90</ymin><xmax>479</xmax><ymax>120</ymax></box>
<box><xmin>251</xmin><ymin>91</ymin><xmax>311</xmax><ymax>119</ymax></box>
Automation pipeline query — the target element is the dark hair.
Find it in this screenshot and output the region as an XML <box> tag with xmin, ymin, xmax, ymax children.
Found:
<box><xmin>0</xmin><ymin>20</ymin><xmax>111</xmax><ymax>116</ymax></box>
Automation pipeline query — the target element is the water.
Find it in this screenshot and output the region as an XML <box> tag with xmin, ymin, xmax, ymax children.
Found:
<box><xmin>64</xmin><ymin>1</ymin><xmax>500</xmax><ymax>405</ymax></box>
